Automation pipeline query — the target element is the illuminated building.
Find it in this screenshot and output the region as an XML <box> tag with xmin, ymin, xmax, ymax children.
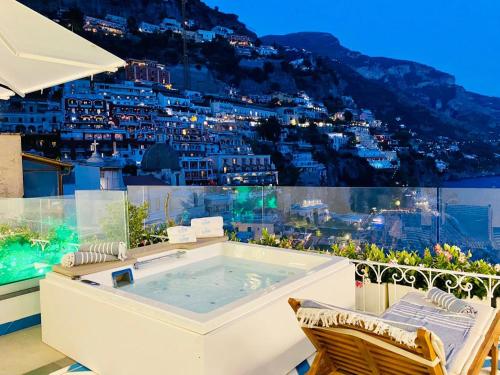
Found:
<box><xmin>125</xmin><ymin>59</ymin><xmax>170</xmax><ymax>85</ymax></box>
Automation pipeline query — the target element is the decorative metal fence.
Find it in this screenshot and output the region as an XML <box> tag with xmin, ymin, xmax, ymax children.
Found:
<box><xmin>352</xmin><ymin>259</ymin><xmax>500</xmax><ymax>313</ymax></box>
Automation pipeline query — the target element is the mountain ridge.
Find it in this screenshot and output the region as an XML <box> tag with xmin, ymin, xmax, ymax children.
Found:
<box><xmin>263</xmin><ymin>32</ymin><xmax>454</xmax><ymax>80</ymax></box>
<box><xmin>262</xmin><ymin>32</ymin><xmax>500</xmax><ymax>136</ymax></box>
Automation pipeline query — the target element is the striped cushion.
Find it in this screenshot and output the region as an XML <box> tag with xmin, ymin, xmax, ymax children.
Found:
<box><xmin>79</xmin><ymin>241</ymin><xmax>127</xmax><ymax>260</ymax></box>
<box><xmin>427</xmin><ymin>287</ymin><xmax>477</xmax><ymax>317</ymax></box>
<box><xmin>61</xmin><ymin>252</ymin><xmax>118</xmax><ymax>268</ymax></box>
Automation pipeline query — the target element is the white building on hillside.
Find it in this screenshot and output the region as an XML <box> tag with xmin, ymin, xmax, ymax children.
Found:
<box><xmin>180</xmin><ymin>156</ymin><xmax>216</xmax><ymax>185</ymax></box>
<box><xmin>161</xmin><ymin>18</ymin><xmax>182</xmax><ymax>33</ymax></box>
<box><xmin>328</xmin><ymin>133</ymin><xmax>348</xmax><ymax>151</ymax></box>
<box><xmin>105</xmin><ymin>15</ymin><xmax>127</xmax><ymax>27</ymax></box>
<box><xmin>256</xmin><ymin>45</ymin><xmax>278</xmax><ymax>56</ymax></box>
<box><xmin>158</xmin><ymin>90</ymin><xmax>191</xmax><ymax>108</ymax></box>
<box><xmin>210</xmin><ymin>101</ymin><xmax>276</xmax><ymax>119</ymax></box>
<box><xmin>138</xmin><ymin>22</ymin><xmax>161</xmax><ymax>34</ymax></box>
<box><xmin>0</xmin><ymin>100</ymin><xmax>62</xmax><ymax>133</ymax></box>
<box><xmin>211</xmin><ymin>154</ymin><xmax>278</xmax><ymax>185</ymax></box>
<box><xmin>291</xmin><ymin>199</ymin><xmax>331</xmax><ymax>224</ymax></box>
<box><xmin>291</xmin><ymin>152</ymin><xmax>326</xmax><ymax>186</ymax></box>
<box><xmin>212</xmin><ymin>25</ymin><xmax>234</xmax><ymax>37</ymax></box>
<box><xmin>196</xmin><ymin>30</ymin><xmax>216</xmax><ymax>42</ymax></box>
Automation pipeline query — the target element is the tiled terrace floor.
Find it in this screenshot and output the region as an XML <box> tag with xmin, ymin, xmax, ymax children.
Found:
<box><xmin>0</xmin><ymin>325</ymin><xmax>498</xmax><ymax>375</ymax></box>
<box><xmin>0</xmin><ymin>326</ymin><xmax>73</xmax><ymax>375</ymax></box>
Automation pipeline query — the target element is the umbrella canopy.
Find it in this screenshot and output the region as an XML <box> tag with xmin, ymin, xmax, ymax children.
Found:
<box><xmin>0</xmin><ymin>0</ymin><xmax>126</xmax><ymax>97</ymax></box>
<box><xmin>0</xmin><ymin>87</ymin><xmax>15</xmax><ymax>100</ymax></box>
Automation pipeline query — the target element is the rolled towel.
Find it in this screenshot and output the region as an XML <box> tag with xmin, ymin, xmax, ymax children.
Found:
<box><xmin>427</xmin><ymin>287</ymin><xmax>477</xmax><ymax>317</ymax></box>
<box><xmin>167</xmin><ymin>226</ymin><xmax>197</xmax><ymax>244</ymax></box>
<box><xmin>61</xmin><ymin>252</ymin><xmax>118</xmax><ymax>268</ymax></box>
<box><xmin>190</xmin><ymin>216</ymin><xmax>224</xmax><ymax>239</ymax></box>
<box><xmin>79</xmin><ymin>241</ymin><xmax>127</xmax><ymax>261</ymax></box>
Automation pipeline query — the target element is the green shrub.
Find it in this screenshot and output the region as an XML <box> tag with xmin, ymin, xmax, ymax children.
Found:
<box><xmin>127</xmin><ymin>202</ymin><xmax>149</xmax><ymax>249</ymax></box>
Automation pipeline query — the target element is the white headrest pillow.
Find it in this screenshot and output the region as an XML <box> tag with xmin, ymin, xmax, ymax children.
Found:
<box><xmin>190</xmin><ymin>216</ymin><xmax>224</xmax><ymax>239</ymax></box>
<box><xmin>167</xmin><ymin>226</ymin><xmax>197</xmax><ymax>244</ymax></box>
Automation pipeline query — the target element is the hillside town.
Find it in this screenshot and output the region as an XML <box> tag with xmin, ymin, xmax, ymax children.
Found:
<box><xmin>0</xmin><ymin>68</ymin><xmax>399</xmax><ymax>188</ymax></box>
<box><xmin>1</xmin><ymin>10</ymin><xmax>497</xmax><ymax>190</ymax></box>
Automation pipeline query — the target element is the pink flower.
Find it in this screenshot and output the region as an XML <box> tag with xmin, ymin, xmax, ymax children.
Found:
<box><xmin>434</xmin><ymin>244</ymin><xmax>443</xmax><ymax>255</ymax></box>
<box><xmin>355</xmin><ymin>280</ymin><xmax>364</xmax><ymax>288</ymax></box>
<box><xmin>444</xmin><ymin>251</ymin><xmax>452</xmax><ymax>261</ymax></box>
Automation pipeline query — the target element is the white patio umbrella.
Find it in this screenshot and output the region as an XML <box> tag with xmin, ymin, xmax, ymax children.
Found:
<box><xmin>0</xmin><ymin>0</ymin><xmax>126</xmax><ymax>97</ymax></box>
<box><xmin>0</xmin><ymin>87</ymin><xmax>15</xmax><ymax>100</ymax></box>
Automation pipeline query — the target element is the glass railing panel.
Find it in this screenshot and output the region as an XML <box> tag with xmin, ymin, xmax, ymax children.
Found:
<box><xmin>1</xmin><ymin>186</ymin><xmax>497</xmax><ymax>308</ymax></box>
<box><xmin>345</xmin><ymin>187</ymin><xmax>438</xmax><ymax>253</ymax></box>
<box><xmin>228</xmin><ymin>186</ymin><xmax>265</xmax><ymax>241</ymax></box>
<box><xmin>264</xmin><ymin>186</ymin><xmax>341</xmax><ymax>249</ymax></box>
<box><xmin>128</xmin><ymin>186</ymin><xmax>222</xmax><ymax>226</ymax></box>
<box><xmin>439</xmin><ymin>188</ymin><xmax>500</xmax><ymax>262</ymax></box>
<box><xmin>0</xmin><ymin>196</ymin><xmax>78</xmax><ymax>285</ymax></box>
<box><xmin>264</xmin><ymin>187</ymin><xmax>438</xmax><ymax>253</ymax></box>
<box><xmin>75</xmin><ymin>190</ymin><xmax>129</xmax><ymax>246</ymax></box>
<box><xmin>127</xmin><ymin>186</ymin><xmax>265</xmax><ymax>243</ymax></box>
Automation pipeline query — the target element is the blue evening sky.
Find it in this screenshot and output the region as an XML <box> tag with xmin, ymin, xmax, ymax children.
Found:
<box><xmin>204</xmin><ymin>0</ymin><xmax>500</xmax><ymax>97</ymax></box>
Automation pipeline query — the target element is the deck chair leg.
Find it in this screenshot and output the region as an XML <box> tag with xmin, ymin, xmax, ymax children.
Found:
<box><xmin>490</xmin><ymin>340</ymin><xmax>498</xmax><ymax>375</ymax></box>
<box><xmin>308</xmin><ymin>350</ymin><xmax>336</xmax><ymax>375</ymax></box>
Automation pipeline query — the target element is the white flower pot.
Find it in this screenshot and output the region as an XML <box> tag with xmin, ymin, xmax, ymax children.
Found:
<box><xmin>355</xmin><ymin>282</ymin><xmax>388</xmax><ymax>315</ymax></box>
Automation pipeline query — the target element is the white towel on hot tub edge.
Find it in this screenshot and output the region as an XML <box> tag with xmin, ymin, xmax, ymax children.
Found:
<box><xmin>190</xmin><ymin>216</ymin><xmax>224</xmax><ymax>238</ymax></box>
<box><xmin>79</xmin><ymin>241</ymin><xmax>127</xmax><ymax>261</ymax></box>
<box><xmin>61</xmin><ymin>252</ymin><xmax>118</xmax><ymax>268</ymax></box>
<box><xmin>167</xmin><ymin>226</ymin><xmax>197</xmax><ymax>244</ymax></box>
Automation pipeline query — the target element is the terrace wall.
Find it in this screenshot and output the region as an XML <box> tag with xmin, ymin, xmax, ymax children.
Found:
<box><xmin>0</xmin><ymin>134</ymin><xmax>24</xmax><ymax>198</ymax></box>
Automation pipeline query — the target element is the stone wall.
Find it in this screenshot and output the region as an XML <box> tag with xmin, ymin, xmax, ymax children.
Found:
<box><xmin>0</xmin><ymin>134</ymin><xmax>24</xmax><ymax>198</ymax></box>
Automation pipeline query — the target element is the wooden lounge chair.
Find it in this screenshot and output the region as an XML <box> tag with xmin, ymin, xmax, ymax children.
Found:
<box><xmin>289</xmin><ymin>297</ymin><xmax>500</xmax><ymax>375</ymax></box>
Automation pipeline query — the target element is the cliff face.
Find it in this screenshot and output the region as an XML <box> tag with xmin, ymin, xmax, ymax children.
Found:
<box><xmin>261</xmin><ymin>32</ymin><xmax>455</xmax><ymax>85</ymax></box>
<box><xmin>262</xmin><ymin>32</ymin><xmax>500</xmax><ymax>136</ymax></box>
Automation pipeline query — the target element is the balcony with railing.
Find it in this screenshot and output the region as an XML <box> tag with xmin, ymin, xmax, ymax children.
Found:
<box><xmin>0</xmin><ymin>186</ymin><xmax>499</xmax><ymax>374</ymax></box>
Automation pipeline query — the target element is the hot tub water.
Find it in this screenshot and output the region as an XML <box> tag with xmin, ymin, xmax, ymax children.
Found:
<box><xmin>119</xmin><ymin>255</ymin><xmax>303</xmax><ymax>313</ymax></box>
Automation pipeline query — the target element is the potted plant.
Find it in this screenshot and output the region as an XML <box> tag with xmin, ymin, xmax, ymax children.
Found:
<box><xmin>331</xmin><ymin>242</ymin><xmax>389</xmax><ymax>314</ymax></box>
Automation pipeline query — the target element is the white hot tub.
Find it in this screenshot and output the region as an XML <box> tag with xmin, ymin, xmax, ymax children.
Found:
<box><xmin>41</xmin><ymin>241</ymin><xmax>354</xmax><ymax>375</ymax></box>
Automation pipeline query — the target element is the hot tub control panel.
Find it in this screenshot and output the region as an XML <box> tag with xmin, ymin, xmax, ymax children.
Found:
<box><xmin>112</xmin><ymin>268</ymin><xmax>134</xmax><ymax>288</ymax></box>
